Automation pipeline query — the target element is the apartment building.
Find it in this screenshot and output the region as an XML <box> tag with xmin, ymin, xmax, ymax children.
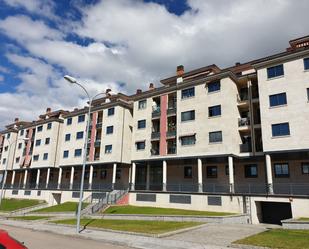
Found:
<box><xmin>1</xmin><ymin>35</ymin><xmax>309</xmax><ymax>224</ymax></box>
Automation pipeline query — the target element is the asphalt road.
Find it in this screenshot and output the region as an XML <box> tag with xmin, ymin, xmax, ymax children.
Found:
<box><xmin>1</xmin><ymin>224</ymin><xmax>132</xmax><ymax>249</ymax></box>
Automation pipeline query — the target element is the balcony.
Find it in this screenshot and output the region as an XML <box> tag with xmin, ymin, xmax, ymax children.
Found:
<box><xmin>238</xmin><ymin>117</ymin><xmax>250</xmax><ymax>127</ymax></box>
<box><xmin>167</xmin><ymin>106</ymin><xmax>176</xmax><ymax>116</ymax></box>
<box><xmin>167</xmin><ymin>146</ymin><xmax>176</xmax><ymax>155</ymax></box>
<box><xmin>152</xmin><ymin>108</ymin><xmax>161</xmax><ymax>118</ymax></box>
<box><xmin>240</xmin><ymin>143</ymin><xmax>252</xmax><ymax>153</ymax></box>
<box><xmin>166</xmin><ymin>130</ymin><xmax>176</xmax><ymax>138</ymax></box>
<box><xmin>151</xmin><ymin>132</ymin><xmax>160</xmax><ymax>140</ymax></box>
<box><xmin>150</xmin><ymin>149</ymin><xmax>159</xmax><ymax>156</ymax></box>
<box><xmin>94</xmin><ymin>140</ymin><xmax>101</xmax><ymax>147</ymax></box>
<box><xmin>96</xmin><ymin>123</ymin><xmax>102</xmax><ymax>129</ymax></box>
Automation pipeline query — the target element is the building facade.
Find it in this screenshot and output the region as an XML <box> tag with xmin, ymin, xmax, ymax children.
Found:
<box><xmin>1</xmin><ymin>36</ymin><xmax>309</xmax><ymax>224</ymax></box>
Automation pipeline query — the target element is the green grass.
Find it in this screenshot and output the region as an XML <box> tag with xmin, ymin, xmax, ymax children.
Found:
<box><xmin>33</xmin><ymin>202</ymin><xmax>88</xmax><ymax>213</ymax></box>
<box><xmin>298</xmin><ymin>217</ymin><xmax>309</xmax><ymax>221</ymax></box>
<box><xmin>234</xmin><ymin>229</ymin><xmax>309</xmax><ymax>249</ymax></box>
<box><xmin>0</xmin><ymin>198</ymin><xmax>42</xmax><ymax>212</ymax></box>
<box><xmin>9</xmin><ymin>216</ymin><xmax>49</xmax><ymax>221</ymax></box>
<box><xmin>52</xmin><ymin>218</ymin><xmax>201</xmax><ymax>234</ymax></box>
<box><xmin>103</xmin><ymin>205</ymin><xmax>234</xmax><ymax>216</ymax></box>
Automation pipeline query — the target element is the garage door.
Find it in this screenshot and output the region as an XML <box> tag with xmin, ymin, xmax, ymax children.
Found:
<box><xmin>261</xmin><ymin>202</ymin><xmax>292</xmax><ymax>224</ymax></box>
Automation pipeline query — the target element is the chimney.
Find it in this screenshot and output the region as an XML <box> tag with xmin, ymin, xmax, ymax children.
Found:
<box><xmin>149</xmin><ymin>83</ymin><xmax>155</xmax><ymax>90</ymax></box>
<box><xmin>74</xmin><ymin>108</ymin><xmax>78</xmax><ymax>111</ymax></box>
<box><xmin>46</xmin><ymin>107</ymin><xmax>51</xmax><ymax>113</ymax></box>
<box><xmin>14</xmin><ymin>117</ymin><xmax>19</xmax><ymax>122</ymax></box>
<box><xmin>235</xmin><ymin>62</ymin><xmax>241</xmax><ymax>66</ymax></box>
<box><xmin>136</xmin><ymin>89</ymin><xmax>142</xmax><ymax>94</ymax></box>
<box><xmin>176</xmin><ymin>65</ymin><xmax>184</xmax><ymax>77</ymax></box>
<box><xmin>106</xmin><ymin>88</ymin><xmax>112</xmax><ymax>95</ymax></box>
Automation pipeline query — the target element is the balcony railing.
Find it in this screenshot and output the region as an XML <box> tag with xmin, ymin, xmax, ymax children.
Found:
<box><xmin>238</xmin><ymin>117</ymin><xmax>250</xmax><ymax>127</ymax></box>
<box><xmin>152</xmin><ymin>108</ymin><xmax>161</xmax><ymax>118</ymax></box>
<box><xmin>166</xmin><ymin>130</ymin><xmax>176</xmax><ymax>138</ymax></box>
<box><xmin>94</xmin><ymin>140</ymin><xmax>101</xmax><ymax>147</ymax></box>
<box><xmin>237</xmin><ymin>93</ymin><xmax>249</xmax><ymax>102</ymax></box>
<box><xmin>240</xmin><ymin>143</ymin><xmax>252</xmax><ymax>153</ymax></box>
<box><xmin>167</xmin><ymin>146</ymin><xmax>177</xmax><ymax>154</ymax></box>
<box><xmin>167</xmin><ymin>106</ymin><xmax>177</xmax><ymax>115</ymax></box>
<box><xmin>150</xmin><ymin>149</ymin><xmax>159</xmax><ymax>156</ymax></box>
<box><xmin>151</xmin><ymin>132</ymin><xmax>160</xmax><ymax>140</ymax></box>
<box><xmin>96</xmin><ymin>123</ymin><xmax>102</xmax><ymax>129</ymax></box>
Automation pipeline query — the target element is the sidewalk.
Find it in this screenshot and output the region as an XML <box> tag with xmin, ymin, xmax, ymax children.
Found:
<box><xmin>0</xmin><ymin>219</ymin><xmax>229</xmax><ymax>249</ymax></box>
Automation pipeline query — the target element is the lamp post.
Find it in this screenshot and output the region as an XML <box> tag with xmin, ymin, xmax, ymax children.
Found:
<box><xmin>64</xmin><ymin>75</ymin><xmax>108</xmax><ymax>233</ymax></box>
<box><xmin>0</xmin><ymin>137</ymin><xmax>29</xmax><ymax>206</ymax></box>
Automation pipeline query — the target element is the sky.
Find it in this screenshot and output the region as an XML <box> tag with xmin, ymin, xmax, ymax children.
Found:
<box><xmin>0</xmin><ymin>0</ymin><xmax>309</xmax><ymax>129</ymax></box>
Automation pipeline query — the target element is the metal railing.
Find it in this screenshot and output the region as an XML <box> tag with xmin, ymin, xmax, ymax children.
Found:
<box><xmin>152</xmin><ymin>108</ymin><xmax>161</xmax><ymax>118</ymax></box>
<box><xmin>167</xmin><ymin>107</ymin><xmax>176</xmax><ymax>115</ymax></box>
<box><xmin>238</xmin><ymin>117</ymin><xmax>250</xmax><ymax>127</ymax></box>
<box><xmin>151</xmin><ymin>132</ymin><xmax>160</xmax><ymax>140</ymax></box>
<box><xmin>240</xmin><ymin>143</ymin><xmax>252</xmax><ymax>153</ymax></box>
<box><xmin>166</xmin><ymin>130</ymin><xmax>176</xmax><ymax>137</ymax></box>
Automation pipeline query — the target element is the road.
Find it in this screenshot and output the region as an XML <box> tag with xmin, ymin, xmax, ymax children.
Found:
<box><xmin>1</xmin><ymin>224</ymin><xmax>132</xmax><ymax>249</ymax></box>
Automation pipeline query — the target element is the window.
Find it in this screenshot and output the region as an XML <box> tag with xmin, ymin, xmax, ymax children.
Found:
<box><xmin>302</xmin><ymin>163</ymin><xmax>309</xmax><ymax>174</ymax></box>
<box><xmin>7</xmin><ymin>133</ymin><xmax>10</xmax><ymax>139</ymax></box>
<box><xmin>4</xmin><ymin>146</ymin><xmax>8</xmax><ymax>152</ymax></box>
<box><xmin>15</xmin><ymin>157</ymin><xmax>20</xmax><ymax>163</ymax></box>
<box><xmin>108</xmin><ymin>107</ymin><xmax>115</xmax><ymax>116</ymax></box>
<box><xmin>274</xmin><ymin>163</ymin><xmax>289</xmax><ymax>177</ymax></box>
<box><xmin>207</xmin><ymin>166</ymin><xmax>218</xmax><ymax>178</ymax></box>
<box><xmin>184</xmin><ymin>166</ymin><xmax>192</xmax><ymax>178</ymax></box>
<box><xmin>244</xmin><ymin>164</ymin><xmax>258</xmax><ymax>178</ymax></box>
<box><xmin>47</xmin><ymin>123</ymin><xmax>52</xmax><ymax>130</ymax></box>
<box><xmin>105</xmin><ymin>145</ymin><xmax>112</xmax><ymax>153</ymax></box>
<box><xmin>74</xmin><ymin>149</ymin><xmax>82</xmax><ymax>157</ymax></box>
<box><xmin>136</xmin><ymin>141</ymin><xmax>145</xmax><ymax>150</ymax></box>
<box><xmin>208</xmin><ymin>105</ymin><xmax>221</xmax><ymax>117</ymax></box>
<box><xmin>35</xmin><ymin>139</ymin><xmax>41</xmax><ymax>146</ymax></box>
<box><xmin>45</xmin><ymin>138</ymin><xmax>50</xmax><ymax>145</ymax></box>
<box><xmin>65</xmin><ymin>134</ymin><xmax>71</xmax><ymax>141</ymax></box>
<box><xmin>100</xmin><ymin>170</ymin><xmax>107</xmax><ymax>179</ymax></box>
<box><xmin>267</xmin><ymin>64</ymin><xmax>284</xmax><ymax>79</ymax></box>
<box><xmin>304</xmin><ymin>58</ymin><xmax>309</xmax><ymax>70</ymax></box>
<box><xmin>307</xmin><ymin>88</ymin><xmax>309</xmax><ymax>101</ymax></box>
<box><xmin>180</xmin><ymin>135</ymin><xmax>196</xmax><ymax>146</ymax></box>
<box><xmin>20</xmin><ymin>130</ymin><xmax>24</xmax><ymax>136</ymax></box>
<box><xmin>138</xmin><ymin>99</ymin><xmax>147</xmax><ymax>109</ymax></box>
<box><xmin>43</xmin><ymin>153</ymin><xmax>48</xmax><ymax>160</ymax></box>
<box><xmin>76</xmin><ymin>131</ymin><xmax>84</xmax><ymax>140</ymax></box>
<box><xmin>208</xmin><ymin>81</ymin><xmax>220</xmax><ymax>93</ymax></box>
<box><xmin>37</xmin><ymin>125</ymin><xmax>43</xmax><ymax>132</ymax></box>
<box><xmin>272</xmin><ymin>122</ymin><xmax>290</xmax><ymax>137</ymax></box>
<box><xmin>67</xmin><ymin>117</ymin><xmax>72</xmax><ymax>125</ymax></box>
<box><xmin>301</xmin><ymin>163</ymin><xmax>309</xmax><ymax>175</ymax></box>
<box><xmin>106</xmin><ymin>126</ymin><xmax>114</xmax><ymax>134</ymax></box>
<box><xmin>209</xmin><ymin>131</ymin><xmax>222</xmax><ymax>143</ymax></box>
<box><xmin>181</xmin><ymin>110</ymin><xmax>195</xmax><ymax>121</ymax></box>
<box><xmin>137</xmin><ymin>120</ymin><xmax>146</xmax><ymax>129</ymax></box>
<box><xmin>78</xmin><ymin>115</ymin><xmax>85</xmax><ymax>123</ymax></box>
<box><xmin>63</xmin><ymin>150</ymin><xmax>69</xmax><ymax>158</ymax></box>
<box><xmin>181</xmin><ymin>87</ymin><xmax>195</xmax><ymax>99</ymax></box>
<box><xmin>116</xmin><ymin>169</ymin><xmax>121</xmax><ymax>179</ymax></box>
<box><xmin>269</xmin><ymin>93</ymin><xmax>287</xmax><ymax>107</ymax></box>
<box><xmin>18</xmin><ymin>143</ymin><xmax>22</xmax><ymax>149</ymax></box>
<box><xmin>2</xmin><ymin>158</ymin><xmax>6</xmax><ymax>165</ymax></box>
<box><xmin>33</xmin><ymin>155</ymin><xmax>39</xmax><ymax>161</ymax></box>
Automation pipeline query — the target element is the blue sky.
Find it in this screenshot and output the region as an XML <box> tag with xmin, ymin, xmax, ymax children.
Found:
<box><xmin>0</xmin><ymin>0</ymin><xmax>309</xmax><ymax>129</ymax></box>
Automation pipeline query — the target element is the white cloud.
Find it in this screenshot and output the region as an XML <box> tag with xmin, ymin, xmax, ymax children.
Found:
<box><xmin>0</xmin><ymin>0</ymin><xmax>309</xmax><ymax>128</ymax></box>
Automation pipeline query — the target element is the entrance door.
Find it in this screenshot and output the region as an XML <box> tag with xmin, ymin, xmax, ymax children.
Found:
<box><xmin>150</xmin><ymin>165</ymin><xmax>162</xmax><ymax>190</ymax></box>
<box><xmin>261</xmin><ymin>202</ymin><xmax>292</xmax><ymax>224</ymax></box>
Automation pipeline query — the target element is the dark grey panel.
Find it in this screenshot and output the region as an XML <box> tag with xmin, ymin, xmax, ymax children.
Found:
<box><xmin>37</xmin><ymin>190</ymin><xmax>41</xmax><ymax>196</ymax></box>
<box><xmin>92</xmin><ymin>192</ymin><xmax>106</xmax><ymax>200</ymax></box>
<box><xmin>169</xmin><ymin>194</ymin><xmax>191</xmax><ymax>204</ymax></box>
<box><xmin>72</xmin><ymin>192</ymin><xmax>80</xmax><ymax>198</ymax></box>
<box><xmin>136</xmin><ymin>193</ymin><xmax>156</xmax><ymax>202</ymax></box>
<box><xmin>24</xmin><ymin>190</ymin><xmax>31</xmax><ymax>196</ymax></box>
<box><xmin>12</xmin><ymin>190</ymin><xmax>18</xmax><ymax>195</ymax></box>
<box><xmin>208</xmin><ymin>196</ymin><xmax>222</xmax><ymax>206</ymax></box>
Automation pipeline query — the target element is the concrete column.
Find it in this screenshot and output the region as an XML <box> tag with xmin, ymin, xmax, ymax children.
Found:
<box><xmin>146</xmin><ymin>163</ymin><xmax>150</xmax><ymax>190</ymax></box>
<box><xmin>162</xmin><ymin>160</ymin><xmax>167</xmax><ymax>191</ymax></box>
<box><xmin>112</xmin><ymin>163</ymin><xmax>117</xmax><ymax>189</ymax></box>
<box><xmin>10</xmin><ymin>170</ymin><xmax>15</xmax><ymax>188</ymax></box>
<box><xmin>46</xmin><ymin>168</ymin><xmax>50</xmax><ymax>189</ymax></box>
<box><xmin>131</xmin><ymin>163</ymin><xmax>136</xmax><ymax>191</ymax></box>
<box><xmin>89</xmin><ymin>165</ymin><xmax>94</xmax><ymax>190</ymax></box>
<box><xmin>23</xmin><ymin>169</ymin><xmax>28</xmax><ymax>188</ymax></box>
<box><xmin>265</xmin><ymin>154</ymin><xmax>274</xmax><ymax>194</ymax></box>
<box><xmin>70</xmin><ymin>167</ymin><xmax>74</xmax><ymax>190</ymax></box>
<box><xmin>2</xmin><ymin>171</ymin><xmax>8</xmax><ymax>187</ymax></box>
<box><xmin>228</xmin><ymin>156</ymin><xmax>235</xmax><ymax>193</ymax></box>
<box><xmin>57</xmin><ymin>168</ymin><xmax>62</xmax><ymax>189</ymax></box>
<box><xmin>197</xmin><ymin>158</ymin><xmax>203</xmax><ymax>193</ymax></box>
<box><xmin>36</xmin><ymin>169</ymin><xmax>40</xmax><ymax>189</ymax></box>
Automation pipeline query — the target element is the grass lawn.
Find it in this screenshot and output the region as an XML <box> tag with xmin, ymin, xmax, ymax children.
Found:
<box><xmin>298</xmin><ymin>217</ymin><xmax>309</xmax><ymax>221</ymax></box>
<box><xmin>234</xmin><ymin>229</ymin><xmax>309</xmax><ymax>249</ymax></box>
<box><xmin>0</xmin><ymin>198</ymin><xmax>42</xmax><ymax>212</ymax></box>
<box><xmin>33</xmin><ymin>202</ymin><xmax>88</xmax><ymax>213</ymax></box>
<box><xmin>52</xmin><ymin>218</ymin><xmax>201</xmax><ymax>234</ymax></box>
<box><xmin>103</xmin><ymin>205</ymin><xmax>234</xmax><ymax>216</ymax></box>
<box><xmin>9</xmin><ymin>216</ymin><xmax>49</xmax><ymax>221</ymax></box>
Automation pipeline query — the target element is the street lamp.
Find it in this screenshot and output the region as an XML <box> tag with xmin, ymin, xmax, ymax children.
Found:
<box><xmin>64</xmin><ymin>75</ymin><xmax>109</xmax><ymax>233</ymax></box>
<box><xmin>0</xmin><ymin>137</ymin><xmax>29</xmax><ymax>206</ymax></box>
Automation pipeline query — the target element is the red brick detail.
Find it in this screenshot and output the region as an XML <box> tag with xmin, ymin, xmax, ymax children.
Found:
<box><xmin>89</xmin><ymin>112</ymin><xmax>98</xmax><ymax>161</ymax></box>
<box><xmin>24</xmin><ymin>128</ymin><xmax>34</xmax><ymax>167</ymax></box>
<box><xmin>159</xmin><ymin>94</ymin><xmax>168</xmax><ymax>156</ymax></box>
<box><xmin>116</xmin><ymin>193</ymin><xmax>129</xmax><ymax>205</ymax></box>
